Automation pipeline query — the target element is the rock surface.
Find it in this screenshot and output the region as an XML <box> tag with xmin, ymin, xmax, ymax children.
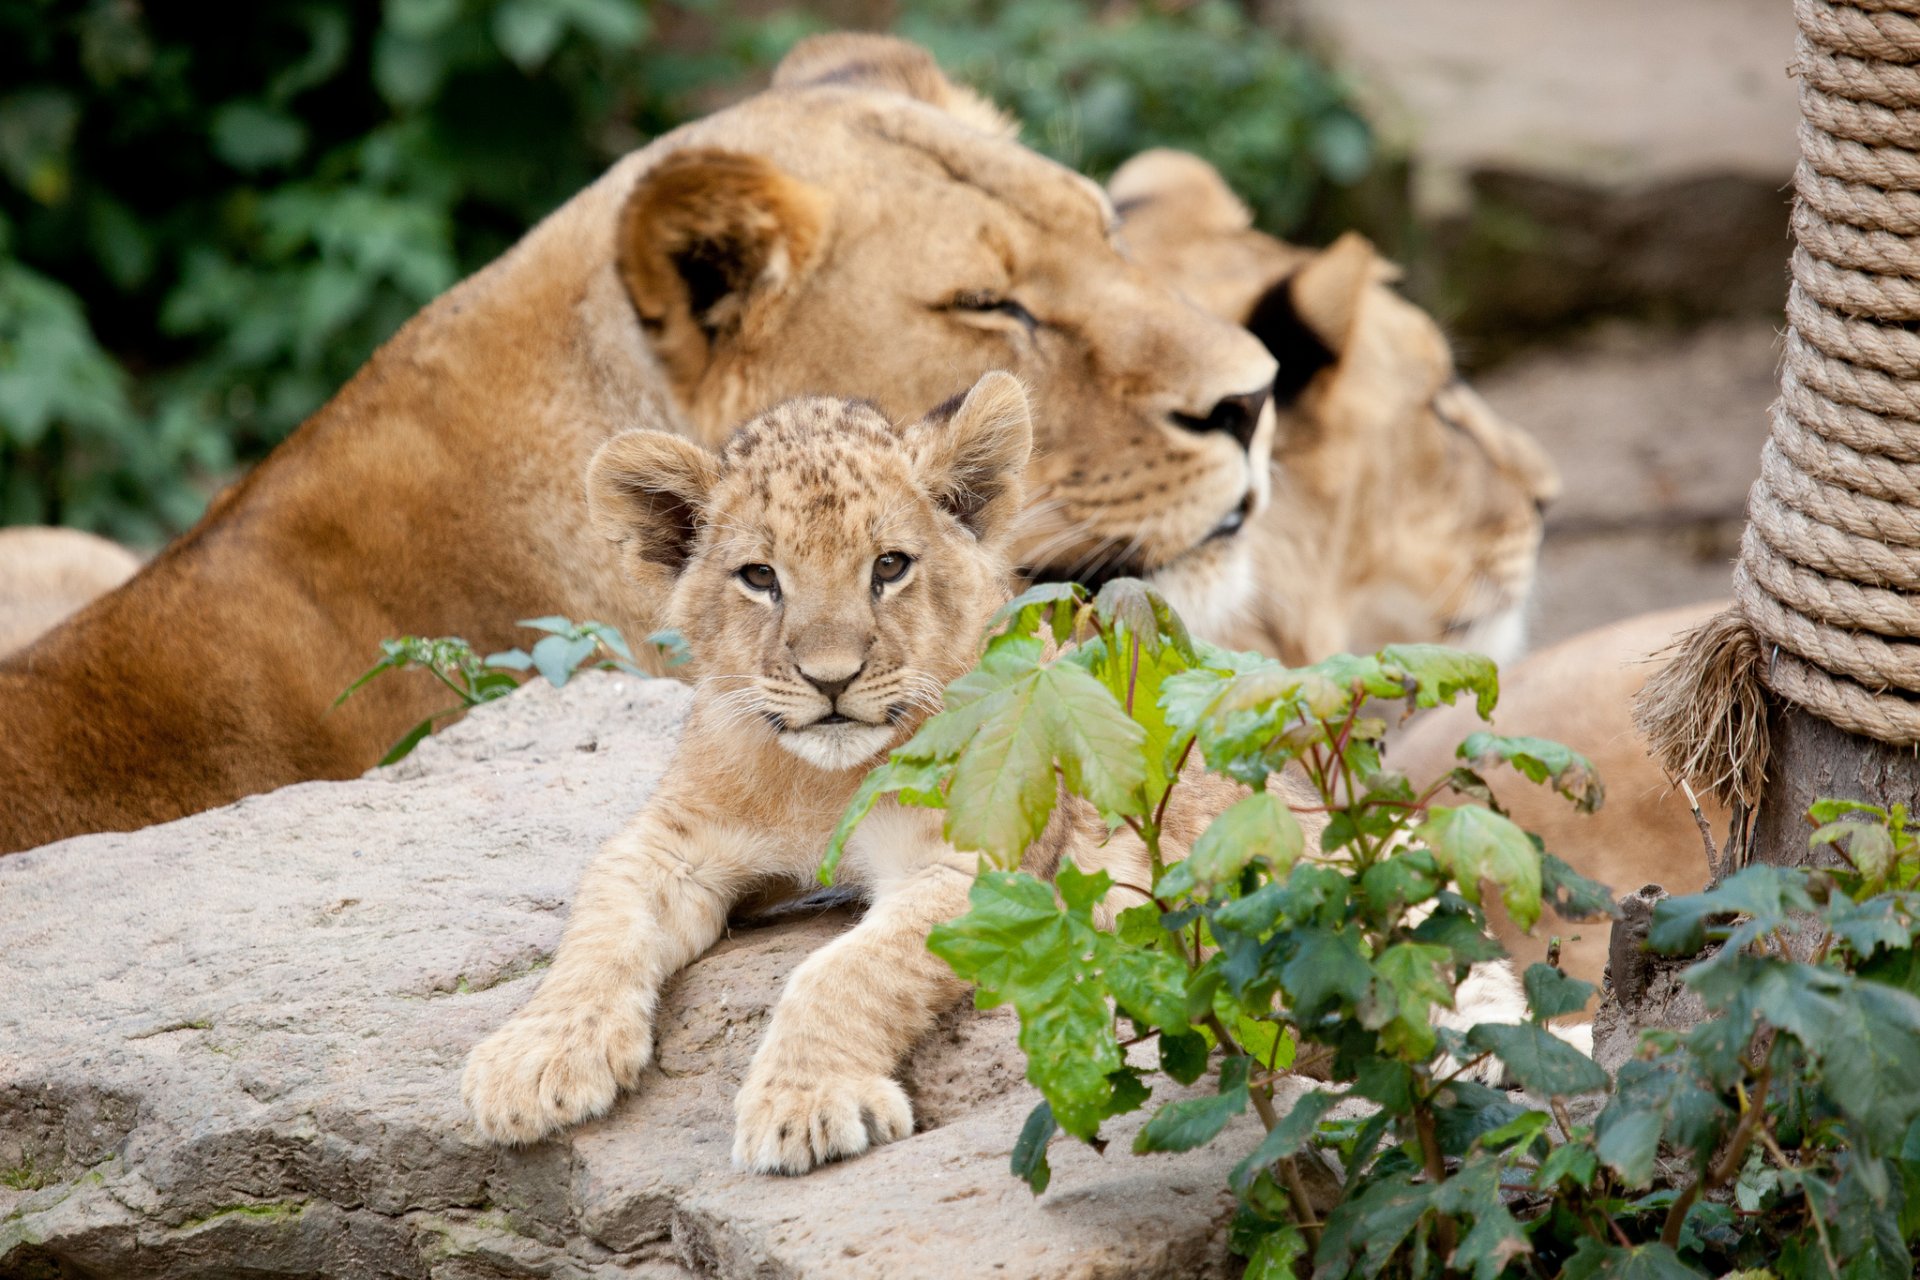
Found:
<box><xmin>0</xmin><ymin>673</ymin><xmax>1311</xmax><ymax>1280</ymax></box>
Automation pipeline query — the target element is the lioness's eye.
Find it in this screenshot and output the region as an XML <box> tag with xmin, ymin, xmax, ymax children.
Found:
<box><xmin>738</xmin><ymin>563</ymin><xmax>779</xmax><ymax>593</ymax></box>
<box><xmin>873</xmin><ymin>552</ymin><xmax>912</xmax><ymax>586</ymax></box>
<box><xmin>948</xmin><ymin>292</ymin><xmax>1039</xmax><ymax>332</ymax></box>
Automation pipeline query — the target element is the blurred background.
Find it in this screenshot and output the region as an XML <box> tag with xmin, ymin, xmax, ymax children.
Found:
<box><xmin>0</xmin><ymin>0</ymin><xmax>1789</xmax><ymax>646</ymax></box>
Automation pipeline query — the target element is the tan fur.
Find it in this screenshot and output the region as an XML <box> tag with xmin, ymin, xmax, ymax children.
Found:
<box><xmin>0</xmin><ymin>528</ymin><xmax>140</xmax><ymax>659</ymax></box>
<box><xmin>1389</xmin><ymin>602</ymin><xmax>1727</xmax><ymax>1007</ymax></box>
<box><xmin>0</xmin><ymin>39</ymin><xmax>1278</xmax><ymax>855</ymax></box>
<box><xmin>1112</xmin><ymin>150</ymin><xmax>1558</xmax><ymax>666</ymax></box>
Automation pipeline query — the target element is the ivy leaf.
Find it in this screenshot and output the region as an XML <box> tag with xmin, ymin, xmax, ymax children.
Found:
<box><xmin>1241</xmin><ymin>1225</ymin><xmax>1308</xmax><ymax>1280</ymax></box>
<box><xmin>944</xmin><ymin>658</ymin><xmax>1146</xmax><ymax>863</ymax></box>
<box><xmin>1417</xmin><ymin>805</ymin><xmax>1543</xmax><ymax>932</ymax></box>
<box><xmin>1371</xmin><ymin>942</ymin><xmax>1455</xmax><ymax>1059</ymax></box>
<box><xmin>1458</xmin><ymin>731</ymin><xmax>1604</xmax><ymax>813</ymax></box>
<box><xmin>1229</xmin><ymin>1089</ymin><xmax>1340</xmax><ymax>1195</ymax></box>
<box><xmin>1434</xmin><ymin>1155</ymin><xmax>1532</xmax><ymax>1280</ymax></box>
<box><xmin>1523</xmin><ymin>962</ymin><xmax>1597</xmax><ymax>1021</ymax></box>
<box><xmin>1159</xmin><ymin>1030</ymin><xmax>1210</xmax><ymax>1085</ymax></box>
<box><xmin>1379</xmin><ymin>643</ymin><xmax>1499</xmax><ymax>717</ymax></box>
<box><xmin>1134</xmin><ymin>1056</ymin><xmax>1249</xmax><ymax>1153</ymax></box>
<box><xmin>1560</xmin><ymin>1239</ymin><xmax>1700</xmax><ymax>1279</ymax></box>
<box><xmin>1316</xmin><ymin>1170</ymin><xmax>1435</xmax><ymax>1277</ymax></box>
<box><xmin>1648</xmin><ymin>864</ymin><xmax>1813</xmax><ymax>954</ymax></box>
<box><xmin>1011</xmin><ymin>1100</ymin><xmax>1056</xmax><ymax>1195</ymax></box>
<box><xmin>1595</xmin><ymin>1053</ymin><xmax>1731</xmax><ymax>1185</ymax></box>
<box><xmin>928</xmin><ymin>871</ymin><xmax>1121</xmax><ymax>1139</ymax></box>
<box><xmin>1186</xmin><ymin>791</ymin><xmax>1305</xmax><ymax>888</ymax></box>
<box><xmin>1279</xmin><ymin>926</ymin><xmax>1374</xmax><ymax>1020</ymax></box>
<box><xmin>1105</xmin><ymin>944</ymin><xmax>1190</xmax><ymax>1032</ymax></box>
<box><xmin>1541</xmin><ymin>853</ymin><xmax>1621</xmax><ymax>923</ymax></box>
<box><xmin>1465</xmin><ymin>1022</ymin><xmax>1608</xmax><ymax>1097</ymax></box>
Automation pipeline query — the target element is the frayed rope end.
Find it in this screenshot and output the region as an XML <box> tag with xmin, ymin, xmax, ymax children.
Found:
<box><xmin>1632</xmin><ymin>607</ymin><xmax>1770</xmax><ymax>812</ymax></box>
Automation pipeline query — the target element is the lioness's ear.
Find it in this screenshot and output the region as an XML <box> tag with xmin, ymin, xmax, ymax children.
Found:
<box><xmin>618</xmin><ymin>149</ymin><xmax>829</xmax><ymax>395</ymax></box>
<box><xmin>1247</xmin><ymin>231</ymin><xmax>1378</xmax><ymax>403</ymax></box>
<box><xmin>1108</xmin><ymin>149</ymin><xmax>1252</xmax><ymax>234</ymax></box>
<box><xmin>772</xmin><ymin>33</ymin><xmax>1017</xmax><ymax>138</ymax></box>
<box><xmin>909</xmin><ymin>372</ymin><xmax>1032</xmax><ymax>546</ymax></box>
<box><xmin>586</xmin><ymin>430</ymin><xmax>722</xmax><ymax>574</ymax></box>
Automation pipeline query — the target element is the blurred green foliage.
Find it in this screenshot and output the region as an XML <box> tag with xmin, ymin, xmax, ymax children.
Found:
<box><xmin>0</xmin><ymin>0</ymin><xmax>1368</xmax><ymax>542</ymax></box>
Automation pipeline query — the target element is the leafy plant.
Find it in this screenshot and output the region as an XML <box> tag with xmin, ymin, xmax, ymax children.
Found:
<box><xmin>826</xmin><ymin>579</ymin><xmax>1920</xmax><ymax>1278</ymax></box>
<box><xmin>336</xmin><ymin>615</ymin><xmax>682</xmax><ymax>763</ymax></box>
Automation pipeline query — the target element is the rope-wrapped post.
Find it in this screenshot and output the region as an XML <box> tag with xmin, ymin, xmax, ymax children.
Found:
<box><xmin>1637</xmin><ymin>0</ymin><xmax>1920</xmax><ymax>869</ymax></box>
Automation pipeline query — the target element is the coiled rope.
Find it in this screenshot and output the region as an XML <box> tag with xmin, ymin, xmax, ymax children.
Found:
<box><xmin>1639</xmin><ymin>0</ymin><xmax>1920</xmax><ymax>808</ymax></box>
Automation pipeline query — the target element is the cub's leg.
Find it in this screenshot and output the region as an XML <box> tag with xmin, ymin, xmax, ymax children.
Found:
<box><xmin>464</xmin><ymin>808</ymin><xmax>773</xmax><ymax>1144</ymax></box>
<box><xmin>733</xmin><ymin>826</ymin><xmax>974</xmax><ymax>1174</ymax></box>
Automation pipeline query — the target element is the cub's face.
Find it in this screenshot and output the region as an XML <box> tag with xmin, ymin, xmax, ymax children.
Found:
<box><xmin>613</xmin><ymin>38</ymin><xmax>1277</xmax><ymax>636</ymax></box>
<box><xmin>589</xmin><ymin>374</ymin><xmax>1031</xmax><ymax>772</ymax></box>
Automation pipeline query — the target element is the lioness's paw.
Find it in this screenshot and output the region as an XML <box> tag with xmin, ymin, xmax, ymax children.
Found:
<box><xmin>461</xmin><ymin>1008</ymin><xmax>652</xmax><ymax>1145</ymax></box>
<box><xmin>731</xmin><ymin>1072</ymin><xmax>913</xmax><ymax>1174</ymax></box>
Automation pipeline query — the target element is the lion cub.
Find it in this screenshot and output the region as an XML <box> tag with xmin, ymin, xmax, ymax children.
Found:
<box><xmin>464</xmin><ymin>373</ymin><xmax>1058</xmax><ymax>1172</ymax></box>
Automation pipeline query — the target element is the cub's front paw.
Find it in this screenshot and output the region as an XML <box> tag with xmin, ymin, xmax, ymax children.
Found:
<box><xmin>461</xmin><ymin>1005</ymin><xmax>652</xmax><ymax>1145</ymax></box>
<box><xmin>731</xmin><ymin>1071</ymin><xmax>913</xmax><ymax>1174</ymax></box>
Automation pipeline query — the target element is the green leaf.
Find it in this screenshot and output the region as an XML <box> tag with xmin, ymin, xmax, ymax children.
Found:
<box><xmin>1465</xmin><ymin>1022</ymin><xmax>1608</xmax><ymax>1096</ymax></box>
<box><xmin>1229</xmin><ymin>1089</ymin><xmax>1340</xmax><ymax>1195</ymax></box>
<box><xmin>987</xmin><ymin>580</ymin><xmax>1084</xmax><ymax>642</ymax></box>
<box><xmin>1134</xmin><ymin>1056</ymin><xmax>1249</xmax><ymax>1153</ymax></box>
<box><xmin>1560</xmin><ymin>1238</ymin><xmax>1701</xmax><ymax>1280</ymax></box>
<box><xmin>1105</xmin><ymin>946</ymin><xmax>1190</xmax><ymax>1032</ymax></box>
<box><xmin>530</xmin><ymin>632</ymin><xmax>597</xmax><ymax>687</ymax></box>
<box><xmin>942</xmin><ymin>657</ymin><xmax>1146</xmax><ymax>865</ymax></box>
<box><xmin>209</xmin><ymin>102</ymin><xmax>307</xmax><ymax>172</ymax></box>
<box><xmin>379</xmin><ymin>716</ymin><xmax>436</xmax><ymax>765</ymax></box>
<box><xmin>1159</xmin><ymin>1030</ymin><xmax>1209</xmax><ymax>1085</ymax></box>
<box><xmin>1371</xmin><ymin>942</ymin><xmax>1454</xmax><ymax>1059</ymax></box>
<box><xmin>1542</xmin><ymin>853</ymin><xmax>1621</xmax><ymax>923</ymax></box>
<box><xmin>1417</xmin><ymin>805</ymin><xmax>1544</xmax><ymax>932</ymax></box>
<box><xmin>1811</xmin><ymin>816</ymin><xmax>1896</xmax><ymax>882</ymax></box>
<box><xmin>1186</xmin><ymin>792</ymin><xmax>1304</xmax><ymax>889</ymax></box>
<box><xmin>1534</xmin><ymin>1139</ymin><xmax>1600</xmax><ymax>1190</ymax></box>
<box><xmin>1648</xmin><ymin>864</ymin><xmax>1813</xmax><ymax>954</ymax></box>
<box><xmin>1595</xmin><ymin>1053</ymin><xmax>1731</xmax><ymax>1185</ymax></box>
<box><xmin>1379</xmin><ymin>643</ymin><xmax>1500</xmax><ymax>717</ymax></box>
<box><xmin>1011</xmin><ymin>1100</ymin><xmax>1056</xmax><ymax>1195</ymax></box>
<box><xmin>1279</xmin><ymin>926</ymin><xmax>1373</xmax><ymax>1020</ymax></box>
<box><xmin>1360</xmin><ymin>848</ymin><xmax>1443</xmax><ymax>916</ymax></box>
<box><xmin>1458</xmin><ymin>731</ymin><xmax>1604</xmax><ymax>812</ymax></box>
<box><xmin>1433</xmin><ymin>1155</ymin><xmax>1532</xmax><ymax>1280</ymax></box>
<box><xmin>928</xmin><ymin>871</ymin><xmax>1121</xmax><ymax>1139</ymax></box>
<box><xmin>1522</xmin><ymin>962</ymin><xmax>1596</xmax><ymax>1021</ymax></box>
<box><xmin>1241</xmin><ymin>1224</ymin><xmax>1307</xmax><ymax>1280</ymax></box>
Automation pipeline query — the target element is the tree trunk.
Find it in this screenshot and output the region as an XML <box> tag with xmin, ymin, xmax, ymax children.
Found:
<box><xmin>1745</xmin><ymin>705</ymin><xmax>1920</xmax><ymax>871</ymax></box>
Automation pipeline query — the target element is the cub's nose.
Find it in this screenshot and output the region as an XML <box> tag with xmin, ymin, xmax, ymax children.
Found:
<box><xmin>799</xmin><ymin>664</ymin><xmax>863</xmax><ymax>702</ymax></box>
<box><xmin>1171</xmin><ymin>388</ymin><xmax>1270</xmax><ymax>452</ymax></box>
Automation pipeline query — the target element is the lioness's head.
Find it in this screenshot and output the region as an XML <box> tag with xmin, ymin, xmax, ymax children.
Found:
<box><xmin>588</xmin><ymin>373</ymin><xmax>1030</xmax><ymax>772</ymax></box>
<box><xmin>1110</xmin><ymin>150</ymin><xmax>1560</xmax><ymax>663</ymax></box>
<box><xmin>604</xmin><ymin>37</ymin><xmax>1276</xmax><ymax>634</ymax></box>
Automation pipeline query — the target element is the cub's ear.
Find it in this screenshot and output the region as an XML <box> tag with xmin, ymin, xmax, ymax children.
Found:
<box><xmin>908</xmin><ymin>371</ymin><xmax>1032</xmax><ymax>546</ymax></box>
<box><xmin>586</xmin><ymin>429</ymin><xmax>722</xmax><ymax>575</ymax></box>
<box><xmin>772</xmin><ymin>33</ymin><xmax>1016</xmax><ymax>138</ymax></box>
<box><xmin>1108</xmin><ymin>148</ymin><xmax>1252</xmax><ymax>235</ymax></box>
<box><xmin>1246</xmin><ymin>231</ymin><xmax>1379</xmax><ymax>403</ymax></box>
<box><xmin>618</xmin><ymin>149</ymin><xmax>829</xmax><ymax>396</ymax></box>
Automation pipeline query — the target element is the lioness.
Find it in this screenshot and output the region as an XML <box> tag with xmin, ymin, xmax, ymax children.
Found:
<box><xmin>1110</xmin><ymin>150</ymin><xmax>1559</xmax><ymax>667</ymax></box>
<box><xmin>0</xmin><ymin>36</ymin><xmax>1275</xmax><ymax>856</ymax></box>
<box><xmin>463</xmin><ymin>377</ymin><xmax>1555</xmax><ymax>1168</ymax></box>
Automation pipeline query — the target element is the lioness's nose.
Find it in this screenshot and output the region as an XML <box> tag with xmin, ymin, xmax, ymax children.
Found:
<box><xmin>1171</xmin><ymin>388</ymin><xmax>1269</xmax><ymax>451</ymax></box>
<box><xmin>799</xmin><ymin>663</ymin><xmax>863</xmax><ymax>702</ymax></box>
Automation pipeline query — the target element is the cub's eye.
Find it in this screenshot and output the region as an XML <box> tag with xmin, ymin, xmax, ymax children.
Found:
<box><xmin>738</xmin><ymin>563</ymin><xmax>779</xmax><ymax>593</ymax></box>
<box><xmin>948</xmin><ymin>292</ymin><xmax>1039</xmax><ymax>332</ymax></box>
<box><xmin>872</xmin><ymin>552</ymin><xmax>913</xmax><ymax>586</ymax></box>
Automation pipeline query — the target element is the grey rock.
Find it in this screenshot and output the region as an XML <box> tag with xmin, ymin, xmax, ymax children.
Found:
<box><xmin>1</xmin><ymin>673</ymin><xmax>1308</xmax><ymax>1279</ymax></box>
